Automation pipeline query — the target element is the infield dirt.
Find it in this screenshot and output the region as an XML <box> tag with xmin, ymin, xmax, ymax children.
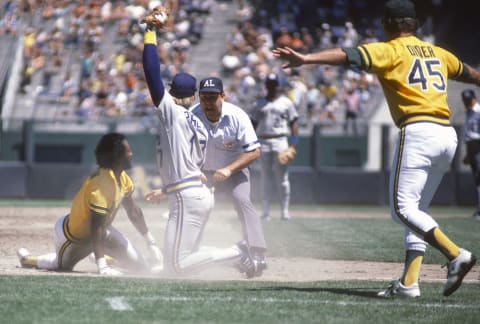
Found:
<box><xmin>1</xmin><ymin>206</ymin><xmax>478</xmax><ymax>284</ymax></box>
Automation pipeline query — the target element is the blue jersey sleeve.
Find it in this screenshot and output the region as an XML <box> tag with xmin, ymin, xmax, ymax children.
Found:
<box><xmin>142</xmin><ymin>32</ymin><xmax>165</xmax><ymax>107</ymax></box>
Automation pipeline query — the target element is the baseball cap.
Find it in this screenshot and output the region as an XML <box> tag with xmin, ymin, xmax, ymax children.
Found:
<box><xmin>169</xmin><ymin>73</ymin><xmax>197</xmax><ymax>99</ymax></box>
<box><xmin>384</xmin><ymin>0</ymin><xmax>416</xmax><ymax>19</ymax></box>
<box><xmin>265</xmin><ymin>73</ymin><xmax>279</xmax><ymax>86</ymax></box>
<box><xmin>462</xmin><ymin>89</ymin><xmax>476</xmax><ymax>101</ymax></box>
<box><xmin>199</xmin><ymin>77</ymin><xmax>223</xmax><ymax>93</ymax></box>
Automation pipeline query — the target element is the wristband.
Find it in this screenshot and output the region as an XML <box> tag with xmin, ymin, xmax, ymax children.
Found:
<box><xmin>144</xmin><ymin>231</ymin><xmax>156</xmax><ymax>245</ymax></box>
<box><xmin>144</xmin><ymin>30</ymin><xmax>157</xmax><ymax>45</ymax></box>
<box><xmin>289</xmin><ymin>136</ymin><xmax>299</xmax><ymax>146</ymax></box>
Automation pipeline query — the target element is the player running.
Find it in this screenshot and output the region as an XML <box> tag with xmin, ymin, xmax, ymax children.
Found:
<box><xmin>273</xmin><ymin>0</ymin><xmax>480</xmax><ymax>297</ymax></box>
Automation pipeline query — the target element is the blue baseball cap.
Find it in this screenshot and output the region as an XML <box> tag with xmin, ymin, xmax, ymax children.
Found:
<box><xmin>462</xmin><ymin>89</ymin><xmax>476</xmax><ymax>101</ymax></box>
<box><xmin>265</xmin><ymin>73</ymin><xmax>279</xmax><ymax>86</ymax></box>
<box><xmin>169</xmin><ymin>73</ymin><xmax>197</xmax><ymax>98</ymax></box>
<box><xmin>199</xmin><ymin>77</ymin><xmax>223</xmax><ymax>93</ymax></box>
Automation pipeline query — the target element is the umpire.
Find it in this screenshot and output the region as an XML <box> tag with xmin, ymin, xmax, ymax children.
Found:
<box><xmin>462</xmin><ymin>89</ymin><xmax>480</xmax><ymax>220</ymax></box>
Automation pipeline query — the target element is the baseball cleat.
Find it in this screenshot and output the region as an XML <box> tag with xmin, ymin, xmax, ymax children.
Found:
<box><xmin>261</xmin><ymin>214</ymin><xmax>271</xmax><ymax>221</ymax></box>
<box><xmin>377</xmin><ymin>280</ymin><xmax>420</xmax><ymax>298</ymax></box>
<box><xmin>17</xmin><ymin>248</ymin><xmax>37</xmax><ymax>268</ymax></box>
<box><xmin>253</xmin><ymin>254</ymin><xmax>267</xmax><ymax>277</ymax></box>
<box><xmin>280</xmin><ymin>213</ymin><xmax>291</xmax><ymax>221</ymax></box>
<box><xmin>235</xmin><ymin>241</ymin><xmax>256</xmax><ymax>278</ymax></box>
<box><xmin>443</xmin><ymin>248</ymin><xmax>477</xmax><ymax>296</ymax></box>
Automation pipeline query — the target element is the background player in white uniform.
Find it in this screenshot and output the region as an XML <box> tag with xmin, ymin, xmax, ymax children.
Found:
<box><xmin>17</xmin><ymin>133</ymin><xmax>162</xmax><ymax>275</ymax></box>
<box><xmin>251</xmin><ymin>73</ymin><xmax>299</xmax><ymax>221</ymax></box>
<box><xmin>141</xmin><ymin>19</ymin><xmax>253</xmax><ymax>276</ymax></box>
<box><xmin>461</xmin><ymin>89</ymin><xmax>480</xmax><ymax>220</ymax></box>
<box><xmin>191</xmin><ymin>77</ymin><xmax>268</xmax><ymax>277</ymax></box>
<box><xmin>274</xmin><ymin>0</ymin><xmax>480</xmax><ymax>297</ymax></box>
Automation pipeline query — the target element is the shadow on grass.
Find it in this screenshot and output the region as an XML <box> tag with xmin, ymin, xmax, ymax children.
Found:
<box><xmin>246</xmin><ymin>286</ymin><xmax>381</xmax><ymax>299</ymax></box>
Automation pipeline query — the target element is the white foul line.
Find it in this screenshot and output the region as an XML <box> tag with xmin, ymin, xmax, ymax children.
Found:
<box><xmin>138</xmin><ymin>295</ymin><xmax>478</xmax><ymax>309</ymax></box>
<box><xmin>105</xmin><ymin>297</ymin><xmax>133</xmax><ymax>311</ymax></box>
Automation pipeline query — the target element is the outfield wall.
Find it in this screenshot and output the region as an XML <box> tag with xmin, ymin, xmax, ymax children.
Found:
<box><xmin>0</xmin><ymin>162</ymin><xmax>476</xmax><ymax>207</ymax></box>
<box><xmin>0</xmin><ymin>121</ymin><xmax>475</xmax><ymax>206</ymax></box>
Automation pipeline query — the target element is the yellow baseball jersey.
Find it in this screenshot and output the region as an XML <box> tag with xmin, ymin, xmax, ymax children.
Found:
<box><xmin>64</xmin><ymin>168</ymin><xmax>134</xmax><ymax>241</ymax></box>
<box><xmin>356</xmin><ymin>35</ymin><xmax>464</xmax><ymax>127</ymax></box>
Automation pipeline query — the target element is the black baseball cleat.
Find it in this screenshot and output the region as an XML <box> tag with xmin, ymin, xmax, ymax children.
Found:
<box><xmin>253</xmin><ymin>254</ymin><xmax>267</xmax><ymax>277</ymax></box>
<box><xmin>235</xmin><ymin>241</ymin><xmax>256</xmax><ymax>278</ymax></box>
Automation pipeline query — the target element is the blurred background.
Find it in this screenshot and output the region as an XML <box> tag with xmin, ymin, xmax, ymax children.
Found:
<box><xmin>0</xmin><ymin>0</ymin><xmax>478</xmax><ymax>205</ymax></box>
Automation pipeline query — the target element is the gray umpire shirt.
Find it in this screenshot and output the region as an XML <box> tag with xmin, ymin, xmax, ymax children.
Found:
<box><xmin>190</xmin><ymin>101</ymin><xmax>260</xmax><ymax>170</ymax></box>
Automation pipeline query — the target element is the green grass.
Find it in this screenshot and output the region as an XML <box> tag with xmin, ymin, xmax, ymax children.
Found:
<box><xmin>0</xmin><ymin>277</ymin><xmax>478</xmax><ymax>324</ymax></box>
<box><xmin>260</xmin><ymin>217</ymin><xmax>480</xmax><ymax>264</ymax></box>
<box><xmin>2</xmin><ymin>202</ymin><xmax>480</xmax><ymax>323</ymax></box>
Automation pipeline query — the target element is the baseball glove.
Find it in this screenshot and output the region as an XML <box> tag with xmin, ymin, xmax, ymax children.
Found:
<box><xmin>277</xmin><ymin>146</ymin><xmax>296</xmax><ymax>165</ymax></box>
<box><xmin>141</xmin><ymin>5</ymin><xmax>170</xmax><ymax>30</ymax></box>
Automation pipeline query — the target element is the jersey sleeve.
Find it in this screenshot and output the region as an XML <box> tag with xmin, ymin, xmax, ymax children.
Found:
<box><xmin>236</xmin><ymin>108</ymin><xmax>260</xmax><ymax>152</ymax></box>
<box><xmin>120</xmin><ymin>171</ymin><xmax>134</xmax><ymax>198</ymax></box>
<box><xmin>87</xmin><ymin>184</ymin><xmax>109</xmax><ymax>217</ymax></box>
<box><xmin>286</xmin><ymin>97</ymin><xmax>299</xmax><ymax>123</ymax></box>
<box><xmin>356</xmin><ymin>43</ymin><xmax>396</xmax><ymax>74</ymax></box>
<box><xmin>142</xmin><ymin>30</ymin><xmax>165</xmax><ymax>107</ymax></box>
<box><xmin>437</xmin><ymin>47</ymin><xmax>464</xmax><ymax>79</ymax></box>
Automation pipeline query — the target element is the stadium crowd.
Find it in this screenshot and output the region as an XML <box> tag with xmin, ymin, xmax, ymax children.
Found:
<box><xmin>1</xmin><ymin>0</ymin><xmax>441</xmax><ymax>132</ymax></box>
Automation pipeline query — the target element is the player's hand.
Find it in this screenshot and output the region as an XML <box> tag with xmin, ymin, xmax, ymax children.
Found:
<box><xmin>97</xmin><ymin>257</ymin><xmax>122</xmax><ymax>276</ymax></box>
<box><xmin>213</xmin><ymin>168</ymin><xmax>232</xmax><ymax>182</ymax></box>
<box><xmin>141</xmin><ymin>5</ymin><xmax>170</xmax><ymax>30</ymax></box>
<box><xmin>272</xmin><ymin>46</ymin><xmax>305</xmax><ymax>69</ymax></box>
<box><xmin>145</xmin><ymin>189</ymin><xmax>166</xmax><ymax>203</ymax></box>
<box><xmin>277</xmin><ymin>146</ymin><xmax>297</xmax><ymax>165</ymax></box>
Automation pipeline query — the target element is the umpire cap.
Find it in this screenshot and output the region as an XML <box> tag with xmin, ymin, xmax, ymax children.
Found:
<box><xmin>384</xmin><ymin>0</ymin><xmax>416</xmax><ymax>19</ymax></box>
<box><xmin>199</xmin><ymin>77</ymin><xmax>223</xmax><ymax>93</ymax></box>
<box><xmin>169</xmin><ymin>73</ymin><xmax>197</xmax><ymax>99</ymax></box>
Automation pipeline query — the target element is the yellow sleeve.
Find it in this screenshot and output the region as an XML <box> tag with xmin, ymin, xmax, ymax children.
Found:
<box><xmin>144</xmin><ymin>30</ymin><xmax>157</xmax><ymax>45</ymax></box>
<box><xmin>89</xmin><ymin>188</ymin><xmax>109</xmax><ymax>216</ymax></box>
<box><xmin>121</xmin><ymin>172</ymin><xmax>134</xmax><ymax>198</ymax></box>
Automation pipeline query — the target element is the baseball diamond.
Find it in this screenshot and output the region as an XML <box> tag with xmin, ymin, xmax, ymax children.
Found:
<box><xmin>2</xmin><ymin>204</ymin><xmax>479</xmax><ymax>283</ymax></box>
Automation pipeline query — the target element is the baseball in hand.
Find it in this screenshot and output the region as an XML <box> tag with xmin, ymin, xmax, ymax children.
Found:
<box><xmin>154</xmin><ymin>12</ymin><xmax>167</xmax><ymax>24</ymax></box>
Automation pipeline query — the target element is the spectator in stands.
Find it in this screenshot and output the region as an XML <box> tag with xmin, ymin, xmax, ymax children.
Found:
<box><xmin>341</xmin><ymin>82</ymin><xmax>361</xmax><ymax>135</ymax></box>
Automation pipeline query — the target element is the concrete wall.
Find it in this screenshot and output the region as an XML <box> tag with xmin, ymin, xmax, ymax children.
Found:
<box><xmin>1</xmin><ymin>162</ymin><xmax>476</xmax><ymax>206</ymax></box>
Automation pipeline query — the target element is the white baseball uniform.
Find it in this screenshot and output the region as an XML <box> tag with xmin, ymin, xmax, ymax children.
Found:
<box><xmin>143</xmin><ymin>31</ymin><xmax>241</xmax><ymax>274</ymax></box>
<box><xmin>252</xmin><ymin>94</ymin><xmax>298</xmax><ymax>219</ymax></box>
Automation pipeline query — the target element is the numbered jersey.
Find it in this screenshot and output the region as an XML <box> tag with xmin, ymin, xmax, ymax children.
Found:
<box><xmin>252</xmin><ymin>95</ymin><xmax>298</xmax><ymax>137</ymax></box>
<box><xmin>154</xmin><ymin>92</ymin><xmax>207</xmax><ymax>184</ymax></box>
<box><xmin>356</xmin><ymin>35</ymin><xmax>464</xmax><ymax>127</ymax></box>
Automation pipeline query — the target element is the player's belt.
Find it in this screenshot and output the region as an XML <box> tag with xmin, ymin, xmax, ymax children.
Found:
<box><xmin>398</xmin><ymin>114</ymin><xmax>450</xmax><ymax>128</ymax></box>
<box><xmin>259</xmin><ymin>134</ymin><xmax>287</xmax><ymax>139</ymax></box>
<box><xmin>163</xmin><ymin>176</ymin><xmax>204</xmax><ymax>194</ymax></box>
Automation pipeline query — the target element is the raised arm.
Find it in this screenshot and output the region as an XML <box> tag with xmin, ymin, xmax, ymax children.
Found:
<box><xmin>142</xmin><ymin>30</ymin><xmax>165</xmax><ymax>107</ymax></box>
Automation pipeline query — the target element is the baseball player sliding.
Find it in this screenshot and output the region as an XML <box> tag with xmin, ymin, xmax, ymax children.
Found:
<box><xmin>17</xmin><ymin>133</ymin><xmax>162</xmax><ymax>275</ymax></box>
<box><xmin>274</xmin><ymin>0</ymin><xmax>480</xmax><ymax>298</ymax></box>
<box><xmin>141</xmin><ymin>7</ymin><xmax>257</xmax><ymax>277</ymax></box>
